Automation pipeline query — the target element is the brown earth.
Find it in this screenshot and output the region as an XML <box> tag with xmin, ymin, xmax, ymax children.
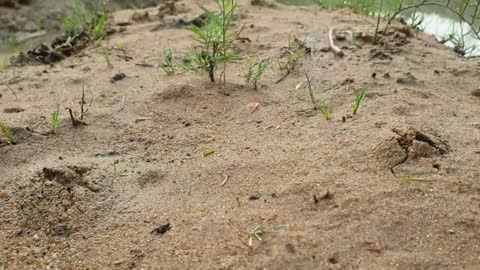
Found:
<box><xmin>1</xmin><ymin>1</ymin><xmax>480</xmax><ymax>269</ymax></box>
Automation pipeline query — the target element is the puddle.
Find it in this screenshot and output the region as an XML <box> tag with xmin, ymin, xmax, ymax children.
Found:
<box><xmin>278</xmin><ymin>0</ymin><xmax>480</xmax><ymax>57</ymax></box>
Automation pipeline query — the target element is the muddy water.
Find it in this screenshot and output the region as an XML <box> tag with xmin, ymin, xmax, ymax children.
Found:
<box><xmin>278</xmin><ymin>0</ymin><xmax>480</xmax><ymax>56</ymax></box>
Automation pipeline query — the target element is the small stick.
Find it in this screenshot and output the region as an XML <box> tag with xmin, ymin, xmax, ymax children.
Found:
<box><xmin>221</xmin><ymin>175</ymin><xmax>229</xmax><ymax>186</ymax></box>
<box><xmin>80</xmin><ymin>83</ymin><xmax>85</xmax><ymax>120</ymax></box>
<box><xmin>250</xmin><ymin>103</ymin><xmax>260</xmax><ymax>114</ymax></box>
<box><xmin>328</xmin><ymin>28</ymin><xmax>344</xmax><ymax>57</ymax></box>
<box><xmin>275</xmin><ymin>70</ymin><xmax>291</xmax><ymax>84</ymax></box>
<box><xmin>6</xmin><ymin>85</ymin><xmax>17</xmax><ymax>101</ymax></box>
<box><xmin>119</xmin><ymin>93</ymin><xmax>126</xmax><ymax>111</ymax></box>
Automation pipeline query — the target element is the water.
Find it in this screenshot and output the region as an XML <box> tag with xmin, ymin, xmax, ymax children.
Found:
<box><xmin>278</xmin><ymin>0</ymin><xmax>480</xmax><ymax>56</ymax></box>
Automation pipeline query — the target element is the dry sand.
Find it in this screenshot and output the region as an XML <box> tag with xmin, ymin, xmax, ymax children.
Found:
<box><xmin>1</xmin><ymin>1</ymin><xmax>480</xmax><ymax>269</ymax></box>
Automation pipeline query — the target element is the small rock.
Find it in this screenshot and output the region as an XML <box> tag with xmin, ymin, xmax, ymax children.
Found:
<box><xmin>151</xmin><ymin>223</ymin><xmax>172</xmax><ymax>235</ymax></box>
<box><xmin>111</xmin><ymin>73</ymin><xmax>126</xmax><ymax>83</ymax></box>
<box><xmin>0</xmin><ymin>191</ymin><xmax>9</xmax><ymax>200</ymax></box>
<box><xmin>472</xmin><ymin>89</ymin><xmax>480</xmax><ymax>98</ymax></box>
<box><xmin>249</xmin><ymin>192</ymin><xmax>260</xmax><ymax>200</ymax></box>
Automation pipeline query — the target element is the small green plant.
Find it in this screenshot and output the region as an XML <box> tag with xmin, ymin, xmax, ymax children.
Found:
<box><xmin>277</xmin><ymin>36</ymin><xmax>307</xmax><ymax>83</ymax></box>
<box><xmin>188</xmin><ymin>0</ymin><xmax>241</xmax><ymax>87</ymax></box>
<box><xmin>0</xmin><ymin>122</ymin><xmax>16</xmax><ymax>144</ymax></box>
<box><xmin>101</xmin><ymin>46</ymin><xmax>113</xmax><ymax>68</ymax></box>
<box><xmin>159</xmin><ymin>48</ymin><xmax>175</xmax><ymax>75</ymax></box>
<box><xmin>246</xmin><ymin>58</ymin><xmax>269</xmax><ymax>90</ymax></box>
<box><xmin>300</xmin><ymin>72</ymin><xmax>330</xmax><ymax>120</ymax></box>
<box><xmin>51</xmin><ymin>106</ymin><xmax>60</xmax><ymax>134</ymax></box>
<box><xmin>352</xmin><ymin>86</ymin><xmax>368</xmax><ymax>115</ymax></box>
<box><xmin>248</xmin><ymin>224</ymin><xmax>285</xmax><ymax>246</ymax></box>
<box><xmin>61</xmin><ymin>0</ymin><xmax>108</xmax><ymax>43</ymax></box>
<box><xmin>114</xmin><ymin>42</ymin><xmax>125</xmax><ymax>51</ymax></box>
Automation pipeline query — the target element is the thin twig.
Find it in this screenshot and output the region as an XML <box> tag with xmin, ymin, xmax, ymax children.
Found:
<box><xmin>221</xmin><ymin>175</ymin><xmax>229</xmax><ymax>186</ymax></box>
<box><xmin>80</xmin><ymin>83</ymin><xmax>85</xmax><ymax>120</ymax></box>
<box><xmin>328</xmin><ymin>28</ymin><xmax>344</xmax><ymax>57</ymax></box>
<box><xmin>5</xmin><ymin>85</ymin><xmax>17</xmax><ymax>101</ymax></box>
<box><xmin>119</xmin><ymin>93</ymin><xmax>126</xmax><ymax>111</ymax></box>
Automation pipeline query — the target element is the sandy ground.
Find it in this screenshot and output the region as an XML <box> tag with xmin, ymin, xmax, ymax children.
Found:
<box><xmin>1</xmin><ymin>1</ymin><xmax>480</xmax><ymax>269</ymax></box>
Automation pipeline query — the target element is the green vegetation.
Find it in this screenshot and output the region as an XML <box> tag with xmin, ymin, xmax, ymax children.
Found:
<box><xmin>51</xmin><ymin>106</ymin><xmax>60</xmax><ymax>134</ymax></box>
<box><xmin>297</xmin><ymin>72</ymin><xmax>330</xmax><ymax>120</ymax></box>
<box><xmin>101</xmin><ymin>46</ymin><xmax>113</xmax><ymax>68</ymax></box>
<box><xmin>61</xmin><ymin>0</ymin><xmax>108</xmax><ymax>43</ymax></box>
<box><xmin>352</xmin><ymin>86</ymin><xmax>368</xmax><ymax>115</ymax></box>
<box><xmin>277</xmin><ymin>36</ymin><xmax>307</xmax><ymax>83</ymax></box>
<box><xmin>188</xmin><ymin>0</ymin><xmax>241</xmax><ymax>87</ymax></box>
<box><xmin>0</xmin><ymin>122</ymin><xmax>16</xmax><ymax>144</ymax></box>
<box><xmin>245</xmin><ymin>58</ymin><xmax>269</xmax><ymax>90</ymax></box>
<box><xmin>160</xmin><ymin>48</ymin><xmax>175</xmax><ymax>75</ymax></box>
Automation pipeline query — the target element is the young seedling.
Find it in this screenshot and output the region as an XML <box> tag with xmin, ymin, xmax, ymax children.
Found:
<box><xmin>248</xmin><ymin>224</ymin><xmax>285</xmax><ymax>246</ymax></box>
<box><xmin>50</xmin><ymin>105</ymin><xmax>60</xmax><ymax>134</ymax></box>
<box><xmin>114</xmin><ymin>42</ymin><xmax>125</xmax><ymax>51</ymax></box>
<box><xmin>299</xmin><ymin>72</ymin><xmax>330</xmax><ymax>120</ymax></box>
<box><xmin>188</xmin><ymin>0</ymin><xmax>241</xmax><ymax>89</ymax></box>
<box><xmin>277</xmin><ymin>36</ymin><xmax>308</xmax><ymax>84</ymax></box>
<box><xmin>101</xmin><ymin>46</ymin><xmax>113</xmax><ymax>68</ymax></box>
<box><xmin>0</xmin><ymin>122</ymin><xmax>16</xmax><ymax>144</ymax></box>
<box><xmin>246</xmin><ymin>58</ymin><xmax>269</xmax><ymax>90</ymax></box>
<box><xmin>352</xmin><ymin>86</ymin><xmax>368</xmax><ymax>115</ymax></box>
<box><xmin>159</xmin><ymin>48</ymin><xmax>175</xmax><ymax>75</ymax></box>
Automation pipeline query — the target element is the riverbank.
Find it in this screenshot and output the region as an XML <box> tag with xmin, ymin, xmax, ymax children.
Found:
<box><xmin>1</xmin><ymin>1</ymin><xmax>480</xmax><ymax>269</ymax></box>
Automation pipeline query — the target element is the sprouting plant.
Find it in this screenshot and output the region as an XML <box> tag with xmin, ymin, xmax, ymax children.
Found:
<box><xmin>92</xmin><ymin>13</ymin><xmax>107</xmax><ymax>41</ymax></box>
<box><xmin>114</xmin><ymin>42</ymin><xmax>125</xmax><ymax>51</ymax></box>
<box><xmin>188</xmin><ymin>0</ymin><xmax>241</xmax><ymax>88</ymax></box>
<box><xmin>160</xmin><ymin>48</ymin><xmax>175</xmax><ymax>75</ymax></box>
<box><xmin>101</xmin><ymin>46</ymin><xmax>113</xmax><ymax>68</ymax></box>
<box><xmin>248</xmin><ymin>224</ymin><xmax>285</xmax><ymax>246</ymax></box>
<box><xmin>301</xmin><ymin>72</ymin><xmax>330</xmax><ymax>120</ymax></box>
<box><xmin>246</xmin><ymin>58</ymin><xmax>269</xmax><ymax>90</ymax></box>
<box><xmin>51</xmin><ymin>106</ymin><xmax>60</xmax><ymax>134</ymax></box>
<box><xmin>352</xmin><ymin>86</ymin><xmax>368</xmax><ymax>115</ymax></box>
<box><xmin>0</xmin><ymin>122</ymin><xmax>16</xmax><ymax>144</ymax></box>
<box><xmin>277</xmin><ymin>36</ymin><xmax>307</xmax><ymax>83</ymax></box>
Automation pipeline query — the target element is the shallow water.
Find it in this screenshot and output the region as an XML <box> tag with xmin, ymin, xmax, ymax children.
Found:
<box><xmin>278</xmin><ymin>0</ymin><xmax>480</xmax><ymax>56</ymax></box>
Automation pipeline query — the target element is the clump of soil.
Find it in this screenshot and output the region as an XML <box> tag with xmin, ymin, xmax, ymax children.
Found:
<box><xmin>1</xmin><ymin>1</ymin><xmax>480</xmax><ymax>269</ymax></box>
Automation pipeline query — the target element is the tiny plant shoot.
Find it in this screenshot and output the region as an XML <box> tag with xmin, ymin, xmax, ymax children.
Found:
<box><xmin>160</xmin><ymin>48</ymin><xmax>175</xmax><ymax>75</ymax></box>
<box><xmin>0</xmin><ymin>122</ymin><xmax>16</xmax><ymax>144</ymax></box>
<box><xmin>51</xmin><ymin>105</ymin><xmax>60</xmax><ymax>134</ymax></box>
<box><xmin>101</xmin><ymin>46</ymin><xmax>113</xmax><ymax>68</ymax></box>
<box><xmin>304</xmin><ymin>72</ymin><xmax>330</xmax><ymax>120</ymax></box>
<box><xmin>352</xmin><ymin>86</ymin><xmax>368</xmax><ymax>115</ymax></box>
<box><xmin>246</xmin><ymin>58</ymin><xmax>269</xmax><ymax>90</ymax></box>
<box><xmin>188</xmin><ymin>0</ymin><xmax>241</xmax><ymax>88</ymax></box>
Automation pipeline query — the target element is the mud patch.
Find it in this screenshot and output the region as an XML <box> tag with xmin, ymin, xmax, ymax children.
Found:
<box><xmin>375</xmin><ymin>128</ymin><xmax>449</xmax><ymax>177</ymax></box>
